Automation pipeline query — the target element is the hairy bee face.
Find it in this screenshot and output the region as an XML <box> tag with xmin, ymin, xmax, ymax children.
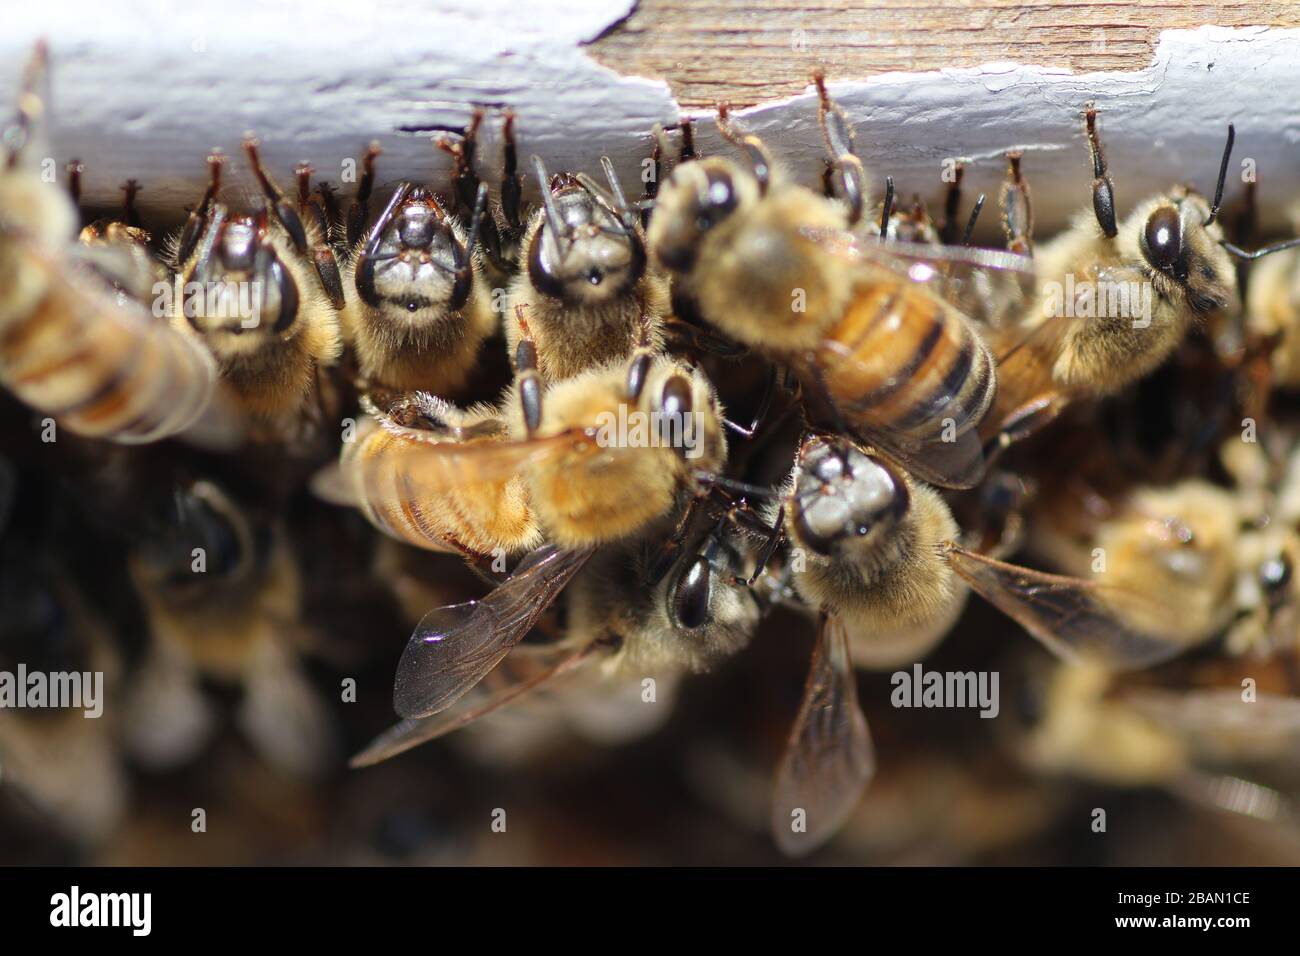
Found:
<box><xmin>789</xmin><ymin>437</ymin><xmax>910</xmax><ymax>558</ymax></box>
<box><xmin>184</xmin><ymin>216</ymin><xmax>300</xmax><ymax>339</ymax></box>
<box><xmin>527</xmin><ymin>185</ymin><xmax>645</xmax><ymax>307</ymax></box>
<box><xmin>354</xmin><ymin>190</ymin><xmax>470</xmax><ymax>318</ymax></box>
<box><xmin>647</xmin><ymin>157</ymin><xmax>758</xmax><ymax>274</ymax></box>
<box><xmin>1132</xmin><ymin>188</ymin><xmax>1237</xmax><ymax>318</ymax></box>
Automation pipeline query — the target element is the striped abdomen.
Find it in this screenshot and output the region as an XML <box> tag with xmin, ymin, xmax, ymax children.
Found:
<box><xmin>344</xmin><ymin>416</ymin><xmax>540</xmax><ymax>558</ymax></box>
<box><xmin>0</xmin><ymin>280</ymin><xmax>216</xmax><ymax>443</ymax></box>
<box><xmin>817</xmin><ymin>276</ymin><xmax>995</xmax><ymax>446</ymax></box>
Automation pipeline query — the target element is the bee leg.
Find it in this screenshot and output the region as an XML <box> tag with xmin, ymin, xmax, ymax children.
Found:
<box><xmin>121</xmin><ymin>178</ymin><xmax>142</xmax><ymax>229</ymax></box>
<box><xmin>723</xmin><ymin>364</ymin><xmax>778</xmax><ymax>439</ymax></box>
<box><xmin>716</xmin><ymin>103</ymin><xmax>772</xmax><ymax>195</ymax></box>
<box><xmin>9</xmin><ymin>42</ymin><xmax>51</xmax><ymax>172</ymax></box>
<box><xmin>1084</xmin><ymin>106</ymin><xmax>1118</xmax><ymax>239</ymax></box>
<box><xmin>66</xmin><ymin>159</ymin><xmax>83</xmax><ymax>206</ymax></box>
<box><xmin>647</xmin><ymin>492</ymin><xmax>712</xmax><ymax>585</ymax></box>
<box><xmin>352</xmin><ymin>180</ymin><xmax>409</xmax><ymax>308</ymax></box>
<box><xmin>293</xmin><ymin>162</ymin><xmax>346</xmax><ymax>310</ymax></box>
<box><xmin>448</xmin><ymin>182</ymin><xmax>487</xmax><ymax>313</ymax></box>
<box><xmin>315</xmin><ymin>181</ymin><xmax>341</xmax><ymax>242</ymax></box>
<box><xmin>642</xmin><ymin>125</ymin><xmax>669</xmax><ymax>229</ymax></box>
<box><xmin>499</xmin><ymin>110</ymin><xmax>523</xmax><ymax>237</ymax></box>
<box><xmin>679</xmin><ymin>117</ymin><xmax>697</xmax><ymax>163</ymax></box>
<box><xmin>345</xmin><ymin>141</ymin><xmax>381</xmax><ymax>250</ymax></box>
<box><xmin>878</xmin><ymin>176</ymin><xmax>894</xmax><ymax>240</ymax></box>
<box><xmin>513</xmin><ymin>306</ymin><xmax>544</xmax><ymax>435</ymax></box>
<box><xmin>982</xmin><ymin>393</ymin><xmax>1070</xmax><ymax>465</ymax></box>
<box><xmin>664</xmin><ymin>316</ymin><xmax>748</xmax><ymax>358</ymax></box>
<box><xmin>960</xmin><ymin>194</ymin><xmax>987</xmax><ymax>247</ymax></box>
<box><xmin>728</xmin><ymin>502</ymin><xmax>785</xmax><ymax>587</ymax></box>
<box><xmin>176</xmin><ymin>152</ymin><xmax>225</xmax><ymax>267</ymax></box>
<box><xmin>296</xmin><ymin>162</ymin><xmax>329</xmax><ymax>237</ymax></box>
<box><xmin>999</xmin><ymin>151</ymin><xmax>1034</xmax><ymax>256</ymax></box>
<box><xmin>814</xmin><ymin>71</ymin><xmax>866</xmax><ymax>228</ymax></box>
<box><xmin>436</xmin><ymin>108</ymin><xmax>485</xmax><ymax>219</ymax></box>
<box><xmin>939</xmin><ymin>162</ymin><xmax>965</xmax><ymax>245</ymax></box>
<box><xmin>242</xmin><ymin>135</ymin><xmax>308</xmax><ymax>254</ymax></box>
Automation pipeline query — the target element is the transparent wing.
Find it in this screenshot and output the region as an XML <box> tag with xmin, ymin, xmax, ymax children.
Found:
<box><xmin>392</xmin><ymin>545</ymin><xmax>596</xmax><ymax>718</ymax></box>
<box><xmin>804</xmin><ymin>227</ymin><xmax>1036</xmax><ymax>320</ymax></box>
<box><xmin>1125</xmin><ymin>688</ymin><xmax>1300</xmax><ymax>762</ymax></box>
<box><xmin>353</xmin><ymin>640</ymin><xmax>602</xmax><ymax>767</ymax></box>
<box><xmin>945</xmin><ymin>544</ymin><xmax>1194</xmax><ymax>670</ymax></box>
<box><xmin>771</xmin><ymin>613</ymin><xmax>874</xmax><ymax>857</ymax></box>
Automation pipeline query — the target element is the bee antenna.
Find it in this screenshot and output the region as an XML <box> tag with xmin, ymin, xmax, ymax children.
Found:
<box><xmin>463</xmin><ymin>182</ymin><xmax>487</xmax><ymax>268</ymax></box>
<box><xmin>1205</xmin><ymin>123</ymin><xmax>1235</xmax><ymax>227</ymax></box>
<box><xmin>715</xmin><ymin>104</ymin><xmax>772</xmax><ymax>194</ymax></box>
<box><xmin>878</xmin><ymin>176</ymin><xmax>895</xmax><ymax>240</ymax></box>
<box><xmin>961</xmin><ymin>193</ymin><xmax>986</xmax><ymax>246</ymax></box>
<box><xmin>1220</xmin><ymin>237</ymin><xmax>1300</xmax><ymax>261</ymax></box>
<box><xmin>531</xmin><ymin>153</ymin><xmax>571</xmax><ymax>262</ymax></box>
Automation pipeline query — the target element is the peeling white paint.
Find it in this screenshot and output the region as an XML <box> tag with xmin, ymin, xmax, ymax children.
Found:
<box><xmin>3</xmin><ymin>11</ymin><xmax>1299</xmax><ymax>238</ymax></box>
<box><xmin>706</xmin><ymin>25</ymin><xmax>1300</xmax><ymax>237</ymax></box>
<box><xmin>0</xmin><ymin>0</ymin><xmax>678</xmax><ymax>220</ymax></box>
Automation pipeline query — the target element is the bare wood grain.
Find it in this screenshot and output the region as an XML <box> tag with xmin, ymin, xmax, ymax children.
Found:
<box><xmin>587</xmin><ymin>0</ymin><xmax>1300</xmax><ymax>109</ymax></box>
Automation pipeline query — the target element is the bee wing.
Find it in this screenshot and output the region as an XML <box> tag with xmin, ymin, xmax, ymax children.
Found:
<box><xmin>944</xmin><ymin>544</ymin><xmax>1194</xmax><ymax>670</ymax></box>
<box><xmin>807</xmin><ymin>228</ymin><xmax>1036</xmax><ymax>320</ymax></box>
<box><xmin>352</xmin><ymin>639</ymin><xmax>603</xmax><ymax>767</ymax></box>
<box><xmin>392</xmin><ymin>545</ymin><xmax>596</xmax><ymax>719</ymax></box>
<box><xmin>1124</xmin><ymin>688</ymin><xmax>1300</xmax><ymax>760</ymax></box>
<box><xmin>771</xmin><ymin>613</ymin><xmax>874</xmax><ymax>857</ymax></box>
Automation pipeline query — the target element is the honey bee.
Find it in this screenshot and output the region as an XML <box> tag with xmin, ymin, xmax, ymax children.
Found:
<box><xmin>646</xmin><ymin>90</ymin><xmax>1030</xmax><ymax>489</ymax></box>
<box><xmin>1027</xmin><ymin>429</ymin><xmax>1300</xmax><ymax>660</ymax></box>
<box><xmin>332</xmin><ymin>391</ymin><xmax>543</xmax><ymax>559</ymax></box>
<box><xmin>502</xmin><ymin>154</ymin><xmax>668</xmax><ymax>383</ymax></box>
<box><xmin>0</xmin><ymin>44</ymin><xmax>224</xmax><ymax>446</ymax></box>
<box><xmin>338</xmin><ymin>143</ymin><xmax>496</xmax><ymax>395</ymax></box>
<box><xmin>778</xmin><ymin>434</ymin><xmax>970</xmax><ymax>671</ymax></box>
<box><xmin>764</xmin><ymin>430</ymin><xmax>1214</xmax><ymax>854</ymax></box>
<box><xmin>983</xmin><ymin>110</ymin><xmax>1256</xmax><ymax>451</ymax></box>
<box><xmin>169</xmin><ymin>139</ymin><xmax>343</xmax><ymax>440</ymax></box>
<box><xmin>352</xmin><ymin>499</ymin><xmax>763</xmax><ymax>766</ymax></box>
<box><xmin>331</xmin><ymin>336</ymin><xmax>728</xmax><ymax>556</ymax></box>
<box><xmin>1017</xmin><ymin>656</ymin><xmax>1300</xmax><ymax>854</ymax></box>
<box><xmin>123</xmin><ymin>479</ymin><xmax>333</xmax><ymax>776</ymax></box>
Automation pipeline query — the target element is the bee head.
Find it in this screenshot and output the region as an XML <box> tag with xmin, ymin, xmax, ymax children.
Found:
<box><xmin>1134</xmin><ymin>189</ymin><xmax>1236</xmax><ymax>317</ymax></box>
<box><xmin>353</xmin><ymin>185</ymin><xmax>473</xmax><ymax>316</ymax></box>
<box><xmin>528</xmin><ymin>177</ymin><xmax>645</xmax><ymax>306</ymax></box>
<box><xmin>186</xmin><ymin>210</ymin><xmax>300</xmax><ymax>337</ymax></box>
<box><xmin>647</xmin><ymin>158</ymin><xmax>757</xmax><ymax>274</ymax></box>
<box><xmin>790</xmin><ymin>437</ymin><xmax>910</xmax><ymax>557</ymax></box>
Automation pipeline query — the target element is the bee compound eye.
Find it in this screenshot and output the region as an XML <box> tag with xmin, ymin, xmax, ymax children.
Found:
<box><xmin>1143</xmin><ymin>206</ymin><xmax>1183</xmax><ymax>275</ymax></box>
<box><xmin>671</xmin><ymin>555</ymin><xmax>713</xmax><ymax>630</ymax></box>
<box><xmin>696</xmin><ymin>169</ymin><xmax>738</xmax><ymax>231</ymax></box>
